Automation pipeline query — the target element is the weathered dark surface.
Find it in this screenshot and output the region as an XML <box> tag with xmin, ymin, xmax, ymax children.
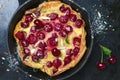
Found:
<box><xmin>0</xmin><ymin>0</ymin><xmax>120</xmax><ymax>80</ymax></box>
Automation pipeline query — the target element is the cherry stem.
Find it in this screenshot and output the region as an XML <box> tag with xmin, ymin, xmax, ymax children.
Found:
<box><xmin>101</xmin><ymin>49</ymin><xmax>104</xmax><ymax>62</ymax></box>
<box><xmin>99</xmin><ymin>44</ymin><xmax>104</xmax><ymax>62</ymax></box>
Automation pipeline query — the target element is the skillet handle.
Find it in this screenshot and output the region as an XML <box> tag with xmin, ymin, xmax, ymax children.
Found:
<box><xmin>18</xmin><ymin>0</ymin><xmax>27</xmax><ymax>5</ymax></box>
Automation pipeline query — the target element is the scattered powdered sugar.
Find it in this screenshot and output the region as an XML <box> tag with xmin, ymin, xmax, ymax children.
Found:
<box><xmin>92</xmin><ymin>11</ymin><xmax>106</xmax><ymax>35</ymax></box>
<box><xmin>90</xmin><ymin>3</ymin><xmax>117</xmax><ymax>36</ymax></box>
<box><xmin>6</xmin><ymin>54</ymin><xmax>19</xmax><ymax>71</ymax></box>
<box><xmin>91</xmin><ymin>9</ymin><xmax>115</xmax><ymax>36</ymax></box>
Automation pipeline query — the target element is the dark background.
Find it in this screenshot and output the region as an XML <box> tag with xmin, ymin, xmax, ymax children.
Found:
<box><xmin>0</xmin><ymin>0</ymin><xmax>120</xmax><ymax>80</ymax></box>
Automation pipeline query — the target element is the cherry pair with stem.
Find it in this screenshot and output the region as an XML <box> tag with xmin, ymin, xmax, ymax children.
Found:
<box><xmin>97</xmin><ymin>45</ymin><xmax>117</xmax><ymax>70</ymax></box>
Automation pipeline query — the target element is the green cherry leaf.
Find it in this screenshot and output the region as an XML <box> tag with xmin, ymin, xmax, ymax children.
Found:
<box><xmin>100</xmin><ymin>45</ymin><xmax>111</xmax><ymax>56</ymax></box>
<box><xmin>65</xmin><ymin>37</ymin><xmax>69</xmax><ymax>44</ymax></box>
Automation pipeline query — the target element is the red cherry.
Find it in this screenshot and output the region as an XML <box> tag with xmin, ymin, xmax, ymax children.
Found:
<box><xmin>65</xmin><ymin>7</ymin><xmax>71</xmax><ymax>16</ymax></box>
<box><xmin>33</xmin><ymin>11</ymin><xmax>40</xmax><ymax>17</ymax></box>
<box><xmin>38</xmin><ymin>42</ymin><xmax>46</xmax><ymax>50</ymax></box>
<box><xmin>24</xmin><ymin>48</ymin><xmax>30</xmax><ymax>55</ymax></box>
<box><xmin>59</xmin><ymin>30</ymin><xmax>67</xmax><ymax>37</ymax></box>
<box><xmin>70</xmin><ymin>14</ymin><xmax>77</xmax><ymax>22</ymax></box>
<box><xmin>64</xmin><ymin>25</ymin><xmax>73</xmax><ymax>34</ymax></box>
<box><xmin>73</xmin><ymin>37</ymin><xmax>81</xmax><ymax>46</ymax></box>
<box><xmin>52</xmin><ymin>33</ymin><xmax>58</xmax><ymax>38</ymax></box>
<box><xmin>15</xmin><ymin>31</ymin><xmax>25</xmax><ymax>40</ymax></box>
<box><xmin>66</xmin><ymin>49</ymin><xmax>73</xmax><ymax>56</ymax></box>
<box><xmin>48</xmin><ymin>13</ymin><xmax>58</xmax><ymax>20</ymax></box>
<box><xmin>73</xmin><ymin>47</ymin><xmax>80</xmax><ymax>56</ymax></box>
<box><xmin>53</xmin><ymin>58</ymin><xmax>62</xmax><ymax>69</ymax></box>
<box><xmin>54</xmin><ymin>23</ymin><xmax>63</xmax><ymax>31</ymax></box>
<box><xmin>97</xmin><ymin>62</ymin><xmax>106</xmax><ymax>70</ymax></box>
<box><xmin>59</xmin><ymin>16</ymin><xmax>68</xmax><ymax>23</ymax></box>
<box><xmin>59</xmin><ymin>5</ymin><xmax>66</xmax><ymax>12</ymax></box>
<box><xmin>25</xmin><ymin>14</ymin><xmax>33</xmax><ymax>22</ymax></box>
<box><xmin>36</xmin><ymin>49</ymin><xmax>44</xmax><ymax>59</ymax></box>
<box><xmin>44</xmin><ymin>23</ymin><xmax>53</xmax><ymax>32</ymax></box>
<box><xmin>30</xmin><ymin>26</ymin><xmax>37</xmax><ymax>33</ymax></box>
<box><xmin>108</xmin><ymin>56</ymin><xmax>117</xmax><ymax>64</ymax></box>
<box><xmin>46</xmin><ymin>61</ymin><xmax>53</xmax><ymax>68</ymax></box>
<box><xmin>47</xmin><ymin>37</ymin><xmax>58</xmax><ymax>47</ymax></box>
<box><xmin>52</xmin><ymin>48</ymin><xmax>61</xmax><ymax>57</ymax></box>
<box><xmin>27</xmin><ymin>34</ymin><xmax>37</xmax><ymax>44</ymax></box>
<box><xmin>35</xmin><ymin>25</ymin><xmax>43</xmax><ymax>29</ymax></box>
<box><xmin>34</xmin><ymin>19</ymin><xmax>43</xmax><ymax>28</ymax></box>
<box><xmin>21</xmin><ymin>21</ymin><xmax>29</xmax><ymax>28</ymax></box>
<box><xmin>75</xmin><ymin>19</ymin><xmax>83</xmax><ymax>28</ymax></box>
<box><xmin>21</xmin><ymin>40</ymin><xmax>29</xmax><ymax>47</ymax></box>
<box><xmin>36</xmin><ymin>31</ymin><xmax>45</xmax><ymax>40</ymax></box>
<box><xmin>64</xmin><ymin>56</ymin><xmax>72</xmax><ymax>65</ymax></box>
<box><xmin>32</xmin><ymin>55</ymin><xmax>39</xmax><ymax>62</ymax></box>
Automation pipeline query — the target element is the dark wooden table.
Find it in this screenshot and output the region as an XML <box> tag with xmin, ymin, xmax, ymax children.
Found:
<box><xmin>0</xmin><ymin>0</ymin><xmax>120</xmax><ymax>80</ymax></box>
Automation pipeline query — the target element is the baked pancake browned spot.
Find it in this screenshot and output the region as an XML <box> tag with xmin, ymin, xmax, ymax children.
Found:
<box><xmin>14</xmin><ymin>1</ymin><xmax>86</xmax><ymax>76</ymax></box>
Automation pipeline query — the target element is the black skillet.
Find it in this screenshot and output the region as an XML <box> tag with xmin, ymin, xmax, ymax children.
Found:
<box><xmin>7</xmin><ymin>0</ymin><xmax>94</xmax><ymax>80</ymax></box>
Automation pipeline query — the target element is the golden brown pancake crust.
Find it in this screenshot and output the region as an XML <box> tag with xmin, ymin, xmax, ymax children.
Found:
<box><xmin>14</xmin><ymin>1</ymin><xmax>86</xmax><ymax>76</ymax></box>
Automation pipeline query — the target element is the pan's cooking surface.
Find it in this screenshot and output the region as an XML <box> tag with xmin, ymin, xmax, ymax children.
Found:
<box><xmin>0</xmin><ymin>0</ymin><xmax>120</xmax><ymax>80</ymax></box>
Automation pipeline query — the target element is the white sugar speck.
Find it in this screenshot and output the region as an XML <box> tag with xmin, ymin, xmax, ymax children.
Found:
<box><xmin>107</xmin><ymin>15</ymin><xmax>109</xmax><ymax>18</ymax></box>
<box><xmin>105</xmin><ymin>28</ymin><xmax>108</xmax><ymax>30</ymax></box>
<box><xmin>29</xmin><ymin>75</ymin><xmax>32</xmax><ymax>77</ymax></box>
<box><xmin>112</xmin><ymin>29</ymin><xmax>115</xmax><ymax>31</ymax></box>
<box><xmin>109</xmin><ymin>25</ymin><xmax>112</xmax><ymax>28</ymax></box>
<box><xmin>68</xmin><ymin>0</ymin><xmax>73</xmax><ymax>2</ymax></box>
<box><xmin>98</xmin><ymin>11</ymin><xmax>101</xmax><ymax>18</ymax></box>
<box><xmin>16</xmin><ymin>70</ymin><xmax>19</xmax><ymax>73</ymax></box>
<box><xmin>104</xmin><ymin>21</ymin><xmax>107</xmax><ymax>24</ymax></box>
<box><xmin>6</xmin><ymin>68</ymin><xmax>10</xmax><ymax>72</ymax></box>
<box><xmin>1</xmin><ymin>57</ymin><xmax>5</xmax><ymax>60</ymax></box>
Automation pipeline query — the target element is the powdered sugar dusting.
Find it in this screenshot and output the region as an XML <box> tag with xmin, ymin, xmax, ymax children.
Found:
<box><xmin>92</xmin><ymin>11</ymin><xmax>106</xmax><ymax>35</ymax></box>
<box><xmin>92</xmin><ymin>9</ymin><xmax>115</xmax><ymax>35</ymax></box>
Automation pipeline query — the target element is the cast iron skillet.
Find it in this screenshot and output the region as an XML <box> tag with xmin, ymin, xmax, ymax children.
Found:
<box><xmin>7</xmin><ymin>0</ymin><xmax>94</xmax><ymax>80</ymax></box>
